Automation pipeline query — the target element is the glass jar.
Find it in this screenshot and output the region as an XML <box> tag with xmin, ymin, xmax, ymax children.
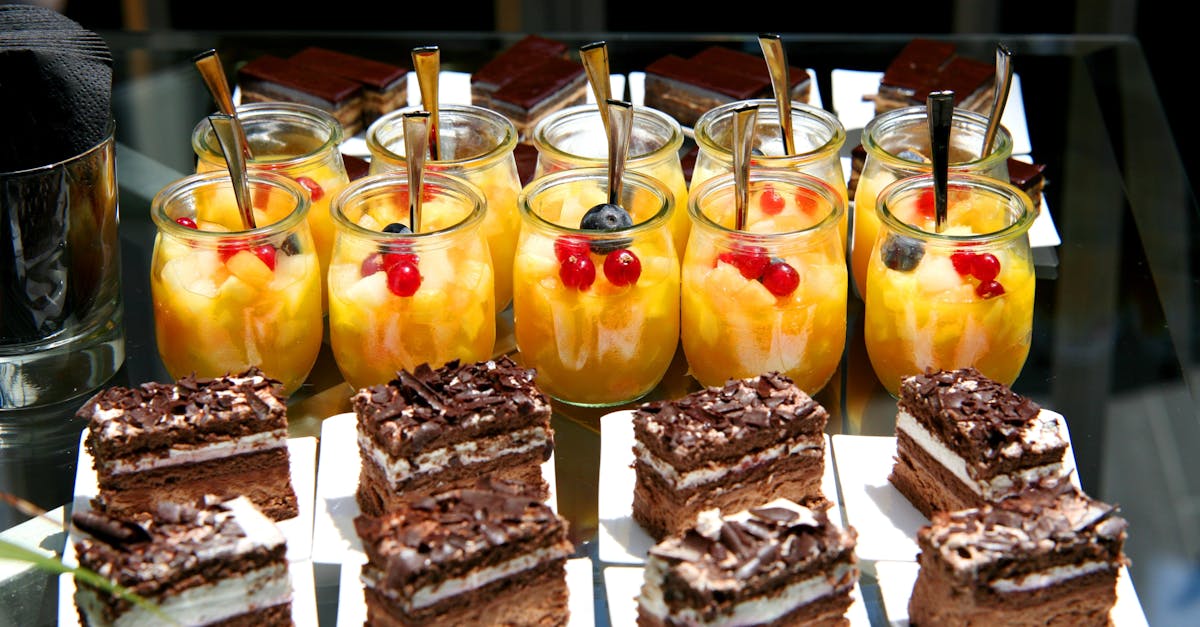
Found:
<box><xmin>513</xmin><ymin>168</ymin><xmax>679</xmax><ymax>407</ymax></box>
<box><xmin>683</xmin><ymin>169</ymin><xmax>847</xmax><ymax>394</ymax></box>
<box><xmin>327</xmin><ymin>170</ymin><xmax>495</xmax><ymax>391</ymax></box>
<box><xmin>852</xmin><ymin>105</ymin><xmax>1012</xmax><ymax>299</ymax></box>
<box><xmin>864</xmin><ymin>173</ymin><xmax>1036</xmax><ymax>396</ymax></box>
<box><xmin>150</xmin><ymin>171</ymin><xmax>322</xmax><ymax>395</ymax></box>
<box><xmin>367</xmin><ymin>104</ymin><xmax>521</xmax><ymax>313</ymax></box>
<box><xmin>191</xmin><ymin>102</ymin><xmax>350</xmax><ymax>310</ymax></box>
<box><xmin>692</xmin><ymin>99</ymin><xmax>848</xmax><ymax>250</ymax></box>
<box><xmin>531</xmin><ymin>104</ymin><xmax>689</xmax><ymax>259</ymax></box>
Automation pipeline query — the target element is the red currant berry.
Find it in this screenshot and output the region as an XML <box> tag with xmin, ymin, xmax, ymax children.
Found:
<box><xmin>251</xmin><ymin>244</ymin><xmax>276</xmax><ymax>271</ymax></box>
<box><xmin>296</xmin><ymin>176</ymin><xmax>324</xmax><ymax>201</ymax></box>
<box><xmin>951</xmin><ymin>251</ymin><xmax>976</xmax><ymax>276</ymax></box>
<box><xmin>361</xmin><ymin>253</ymin><xmax>384</xmax><ymax>276</ymax></box>
<box><xmin>760</xmin><ymin>185</ymin><xmax>785</xmax><ymax>215</ymax></box>
<box><xmin>976</xmin><ymin>280</ymin><xmax>1005</xmax><ymax>299</ymax></box>
<box><xmin>603</xmin><ymin>249</ymin><xmax>641</xmax><ymax>286</ymax></box>
<box><xmin>970</xmin><ymin>253</ymin><xmax>1001</xmax><ymax>283</ymax></box>
<box><xmin>718</xmin><ymin>245</ymin><xmax>770</xmax><ymax>280</ymax></box>
<box><xmin>915</xmin><ymin>188</ymin><xmax>936</xmax><ymax>218</ymax></box>
<box><xmin>554</xmin><ymin>236</ymin><xmax>590</xmax><ymax>263</ymax></box>
<box><xmin>760</xmin><ymin>259</ymin><xmax>800</xmax><ymax>296</ymax></box>
<box><xmin>175</xmin><ymin>216</ymin><xmax>198</xmax><ymax>229</ymax></box>
<box><xmin>794</xmin><ymin>189</ymin><xmax>818</xmax><ymax>215</ymax></box>
<box><xmin>386</xmin><ymin>260</ymin><xmax>422</xmax><ymax>297</ymax></box>
<box><xmin>381</xmin><ymin>251</ymin><xmax>419</xmax><ymax>272</ymax></box>
<box><xmin>218</xmin><ymin>242</ymin><xmax>243</xmax><ymax>263</ymax></box>
<box><xmin>559</xmin><ymin>253</ymin><xmax>596</xmax><ymax>291</ymax></box>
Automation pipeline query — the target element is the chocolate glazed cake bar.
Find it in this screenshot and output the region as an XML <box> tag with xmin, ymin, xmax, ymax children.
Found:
<box><xmin>289</xmin><ymin>47</ymin><xmax>408</xmax><ymax>127</ymax></box>
<box><xmin>638</xmin><ymin>501</ymin><xmax>859</xmax><ymax>627</ymax></box>
<box><xmin>73</xmin><ymin>496</ymin><xmax>293</xmax><ymax>627</ymax></box>
<box><xmin>888</xmin><ymin>368</ymin><xmax>1072</xmax><ymax>519</ymax></box>
<box><xmin>632</xmin><ymin>372</ymin><xmax>830</xmax><ymax>541</ymax></box>
<box><xmin>873</xmin><ymin>38</ymin><xmax>995</xmax><ymax>115</ymax></box>
<box><xmin>78</xmin><ymin>368</ymin><xmax>298</xmax><ymax>521</ymax></box>
<box><xmin>354</xmin><ymin>356</ymin><xmax>554</xmax><ymax>517</ymax></box>
<box><xmin>354</xmin><ymin>478</ymin><xmax>574</xmax><ymax>627</ymax></box>
<box><xmin>909</xmin><ymin>483</ymin><xmax>1129</xmax><ymax>626</ymax></box>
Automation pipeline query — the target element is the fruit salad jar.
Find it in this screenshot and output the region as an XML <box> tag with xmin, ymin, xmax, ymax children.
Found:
<box><xmin>852</xmin><ymin>106</ymin><xmax>1012</xmax><ymax>299</ymax></box>
<box><xmin>192</xmin><ymin>103</ymin><xmax>350</xmax><ymax>311</ymax></box>
<box><xmin>367</xmin><ymin>104</ymin><xmax>521</xmax><ymax>313</ymax></box>
<box><xmin>682</xmin><ymin>169</ymin><xmax>847</xmax><ymax>394</ymax></box>
<box><xmin>514</xmin><ymin>168</ymin><xmax>680</xmax><ymax>407</ymax></box>
<box><xmin>150</xmin><ymin>171</ymin><xmax>322</xmax><ymax>395</ymax></box>
<box><xmin>327</xmin><ymin>171</ymin><xmax>495</xmax><ymax>390</ymax></box>
<box><xmin>864</xmin><ymin>173</ymin><xmax>1036</xmax><ymax>396</ymax></box>
<box><xmin>531</xmin><ymin>104</ymin><xmax>690</xmax><ymax>259</ymax></box>
<box><xmin>692</xmin><ymin>99</ymin><xmax>848</xmax><ymax>250</ymax></box>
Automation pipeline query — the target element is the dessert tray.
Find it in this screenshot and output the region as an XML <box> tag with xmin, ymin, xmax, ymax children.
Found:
<box><xmin>595</xmin><ymin>409</ymin><xmax>842</xmax><ymax>565</ymax></box>
<box><xmin>334</xmin><ymin>554</ymin><xmax>596</xmax><ymax>627</ymax></box>
<box><xmin>311</xmin><ymin>412</ymin><xmax>558</xmax><ymax>565</ymax></box>
<box><xmin>829</xmin><ymin>432</ymin><xmax>1149</xmax><ymax>626</ymax></box>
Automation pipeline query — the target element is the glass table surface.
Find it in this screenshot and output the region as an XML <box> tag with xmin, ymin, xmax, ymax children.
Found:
<box><xmin>2</xmin><ymin>31</ymin><xmax>1197</xmax><ymax>626</ymax></box>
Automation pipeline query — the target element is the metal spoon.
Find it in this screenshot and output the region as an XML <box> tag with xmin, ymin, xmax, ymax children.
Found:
<box><xmin>412</xmin><ymin>46</ymin><xmax>441</xmax><ymax>161</ymax></box>
<box><xmin>982</xmin><ymin>43</ymin><xmax>1014</xmax><ymax>157</ymax></box>
<box><xmin>758</xmin><ymin>33</ymin><xmax>795</xmax><ymax>155</ymax></box>
<box><xmin>732</xmin><ymin>103</ymin><xmax>759</xmax><ymax>231</ymax></box>
<box><xmin>927</xmin><ymin>91</ymin><xmax>955</xmax><ymax>233</ymax></box>
<box><xmin>403</xmin><ymin>111</ymin><xmax>432</xmax><ymax>233</ymax></box>
<box><xmin>605</xmin><ymin>99</ymin><xmax>633</xmax><ymax>208</ymax></box>
<box><xmin>207</xmin><ymin>113</ymin><xmax>256</xmax><ymax>230</ymax></box>
<box><xmin>581</xmin><ymin>41</ymin><xmax>613</xmax><ymax>136</ymax></box>
<box><xmin>193</xmin><ymin>49</ymin><xmax>253</xmax><ymax>159</ymax></box>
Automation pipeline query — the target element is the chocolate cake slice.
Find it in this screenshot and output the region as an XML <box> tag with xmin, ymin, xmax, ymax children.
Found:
<box><xmin>73</xmin><ymin>496</ymin><xmax>292</xmax><ymax>627</ymax></box>
<box><xmin>909</xmin><ymin>483</ymin><xmax>1129</xmax><ymax>626</ymax></box>
<box><xmin>637</xmin><ymin>501</ymin><xmax>859</xmax><ymax>626</ymax></box>
<box><xmin>237</xmin><ymin>54</ymin><xmax>365</xmax><ymax>135</ymax></box>
<box><xmin>354</xmin><ymin>478</ymin><xmax>574</xmax><ymax>626</ymax></box>
<box><xmin>470</xmin><ymin>35</ymin><xmax>569</xmax><ymax>107</ymax></box>
<box><xmin>289</xmin><ymin>47</ymin><xmax>408</xmax><ymax>127</ymax></box>
<box><xmin>631</xmin><ymin>372</ymin><xmax>830</xmax><ymax>541</ymax></box>
<box><xmin>888</xmin><ymin>368</ymin><xmax>1072</xmax><ymax>519</ymax></box>
<box><xmin>1008</xmin><ymin>157</ymin><xmax>1047</xmax><ymax>211</ymax></box>
<box><xmin>873</xmin><ymin>38</ymin><xmax>995</xmax><ymax>115</ymax></box>
<box><xmin>353</xmin><ymin>356</ymin><xmax>554</xmax><ymax>516</ymax></box>
<box><xmin>487</xmin><ymin>54</ymin><xmax>588</xmax><ymax>140</ymax></box>
<box><xmin>78</xmin><ymin>368</ymin><xmax>299</xmax><ymax>521</ymax></box>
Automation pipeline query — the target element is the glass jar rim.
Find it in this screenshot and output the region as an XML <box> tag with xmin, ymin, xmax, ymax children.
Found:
<box><xmin>151</xmin><ymin>170</ymin><xmax>311</xmax><ymax>238</ymax></box>
<box><xmin>693</xmin><ymin>98</ymin><xmax>846</xmax><ymax>166</ymax></box>
<box><xmin>862</xmin><ymin>105</ymin><xmax>1012</xmax><ymax>172</ymax></box>
<box><xmin>366</xmin><ymin>103</ymin><xmax>518</xmax><ymax>169</ymax></box>
<box><xmin>875</xmin><ymin>172</ymin><xmax>1035</xmax><ymax>245</ymax></box>
<box><xmin>330</xmin><ymin>170</ymin><xmax>488</xmax><ymax>242</ymax></box>
<box><xmin>530</xmin><ymin>104</ymin><xmax>684</xmax><ymax>167</ymax></box>
<box><xmin>688</xmin><ymin>169</ymin><xmax>845</xmax><ymax>243</ymax></box>
<box><xmin>191</xmin><ymin>102</ymin><xmax>344</xmax><ymax>169</ymax></box>
<box><xmin>518</xmin><ymin>167</ymin><xmax>673</xmax><ymax>237</ymax></box>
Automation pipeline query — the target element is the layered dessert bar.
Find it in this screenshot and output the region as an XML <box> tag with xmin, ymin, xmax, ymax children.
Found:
<box><xmin>78</xmin><ymin>368</ymin><xmax>299</xmax><ymax>521</ymax></box>
<box><xmin>909</xmin><ymin>483</ymin><xmax>1129</xmax><ymax>626</ymax></box>
<box><xmin>872</xmin><ymin>38</ymin><xmax>995</xmax><ymax>115</ymax></box>
<box><xmin>487</xmin><ymin>55</ymin><xmax>587</xmax><ymax>140</ymax></box>
<box><xmin>73</xmin><ymin>496</ymin><xmax>292</xmax><ymax>627</ymax></box>
<box><xmin>631</xmin><ymin>372</ymin><xmax>830</xmax><ymax>541</ymax></box>
<box><xmin>354</xmin><ymin>478</ymin><xmax>574</xmax><ymax>626</ymax></box>
<box><xmin>353</xmin><ymin>356</ymin><xmax>554</xmax><ymax>516</ymax></box>
<box><xmin>470</xmin><ymin>35</ymin><xmax>569</xmax><ymax>107</ymax></box>
<box><xmin>638</xmin><ymin>501</ymin><xmax>859</xmax><ymax>626</ymax></box>
<box><xmin>289</xmin><ymin>46</ymin><xmax>408</xmax><ymax>126</ymax></box>
<box><xmin>237</xmin><ymin>54</ymin><xmax>364</xmax><ymax>134</ymax></box>
<box><xmin>643</xmin><ymin>45</ymin><xmax>812</xmax><ymax>128</ymax></box>
<box><xmin>888</xmin><ymin>367</ymin><xmax>1072</xmax><ymax>519</ymax></box>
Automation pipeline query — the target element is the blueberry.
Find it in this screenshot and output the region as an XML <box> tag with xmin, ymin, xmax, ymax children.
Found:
<box><xmin>881</xmin><ymin>235</ymin><xmax>925</xmax><ymax>272</ymax></box>
<box><xmin>579</xmin><ymin>203</ymin><xmax>633</xmax><ymax>254</ymax></box>
<box><xmin>383</xmin><ymin>222</ymin><xmax>413</xmax><ymax>234</ymax></box>
<box><xmin>280</xmin><ymin>233</ymin><xmax>301</xmax><ymax>256</ymax></box>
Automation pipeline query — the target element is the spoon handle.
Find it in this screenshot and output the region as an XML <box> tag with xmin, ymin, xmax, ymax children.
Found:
<box><xmin>927</xmin><ymin>91</ymin><xmax>955</xmax><ymax>233</ymax></box>
<box><xmin>207</xmin><ymin>113</ymin><xmax>256</xmax><ymax>230</ymax></box>
<box><xmin>982</xmin><ymin>44</ymin><xmax>1014</xmax><ymax>156</ymax></box>
<box><xmin>194</xmin><ymin>49</ymin><xmax>253</xmax><ymax>159</ymax></box>
<box><xmin>412</xmin><ymin>46</ymin><xmax>441</xmax><ymax>161</ymax></box>
<box><xmin>606</xmin><ymin>99</ymin><xmax>633</xmax><ymax>207</ymax></box>
<box><xmin>758</xmin><ymin>33</ymin><xmax>795</xmax><ymax>156</ymax></box>
<box><xmin>404</xmin><ymin>111</ymin><xmax>432</xmax><ymax>234</ymax></box>
<box><xmin>581</xmin><ymin>41</ymin><xmax>612</xmax><ymax>135</ymax></box>
<box><xmin>732</xmin><ymin>103</ymin><xmax>759</xmax><ymax>231</ymax></box>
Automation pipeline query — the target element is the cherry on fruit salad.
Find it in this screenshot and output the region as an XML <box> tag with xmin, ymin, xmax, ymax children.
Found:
<box><xmin>759</xmin><ymin>258</ymin><xmax>800</xmax><ymax>297</ymax></box>
<box><xmin>759</xmin><ymin>185</ymin><xmax>785</xmax><ymax>215</ymax></box>
<box><xmin>558</xmin><ymin>252</ymin><xmax>595</xmax><ymax>291</ymax></box>
<box><xmin>554</xmin><ymin>236</ymin><xmax>589</xmax><ymax>263</ymax></box>
<box><xmin>175</xmin><ymin>216</ymin><xmax>198</xmax><ymax>229</ymax></box>
<box><xmin>218</xmin><ymin>242</ymin><xmax>277</xmax><ymax>270</ymax></box>
<box><xmin>296</xmin><ymin>176</ymin><xmax>324</xmax><ymax>201</ymax></box>
<box><xmin>717</xmin><ymin>245</ymin><xmax>770</xmax><ymax>280</ymax></box>
<box><xmin>975</xmin><ymin>280</ymin><xmax>1005</xmax><ymax>299</ymax></box>
<box><xmin>386</xmin><ymin>260</ymin><xmax>422</xmax><ymax>296</ymax></box>
<box><xmin>603</xmin><ymin>249</ymin><xmax>641</xmax><ymax>286</ymax></box>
